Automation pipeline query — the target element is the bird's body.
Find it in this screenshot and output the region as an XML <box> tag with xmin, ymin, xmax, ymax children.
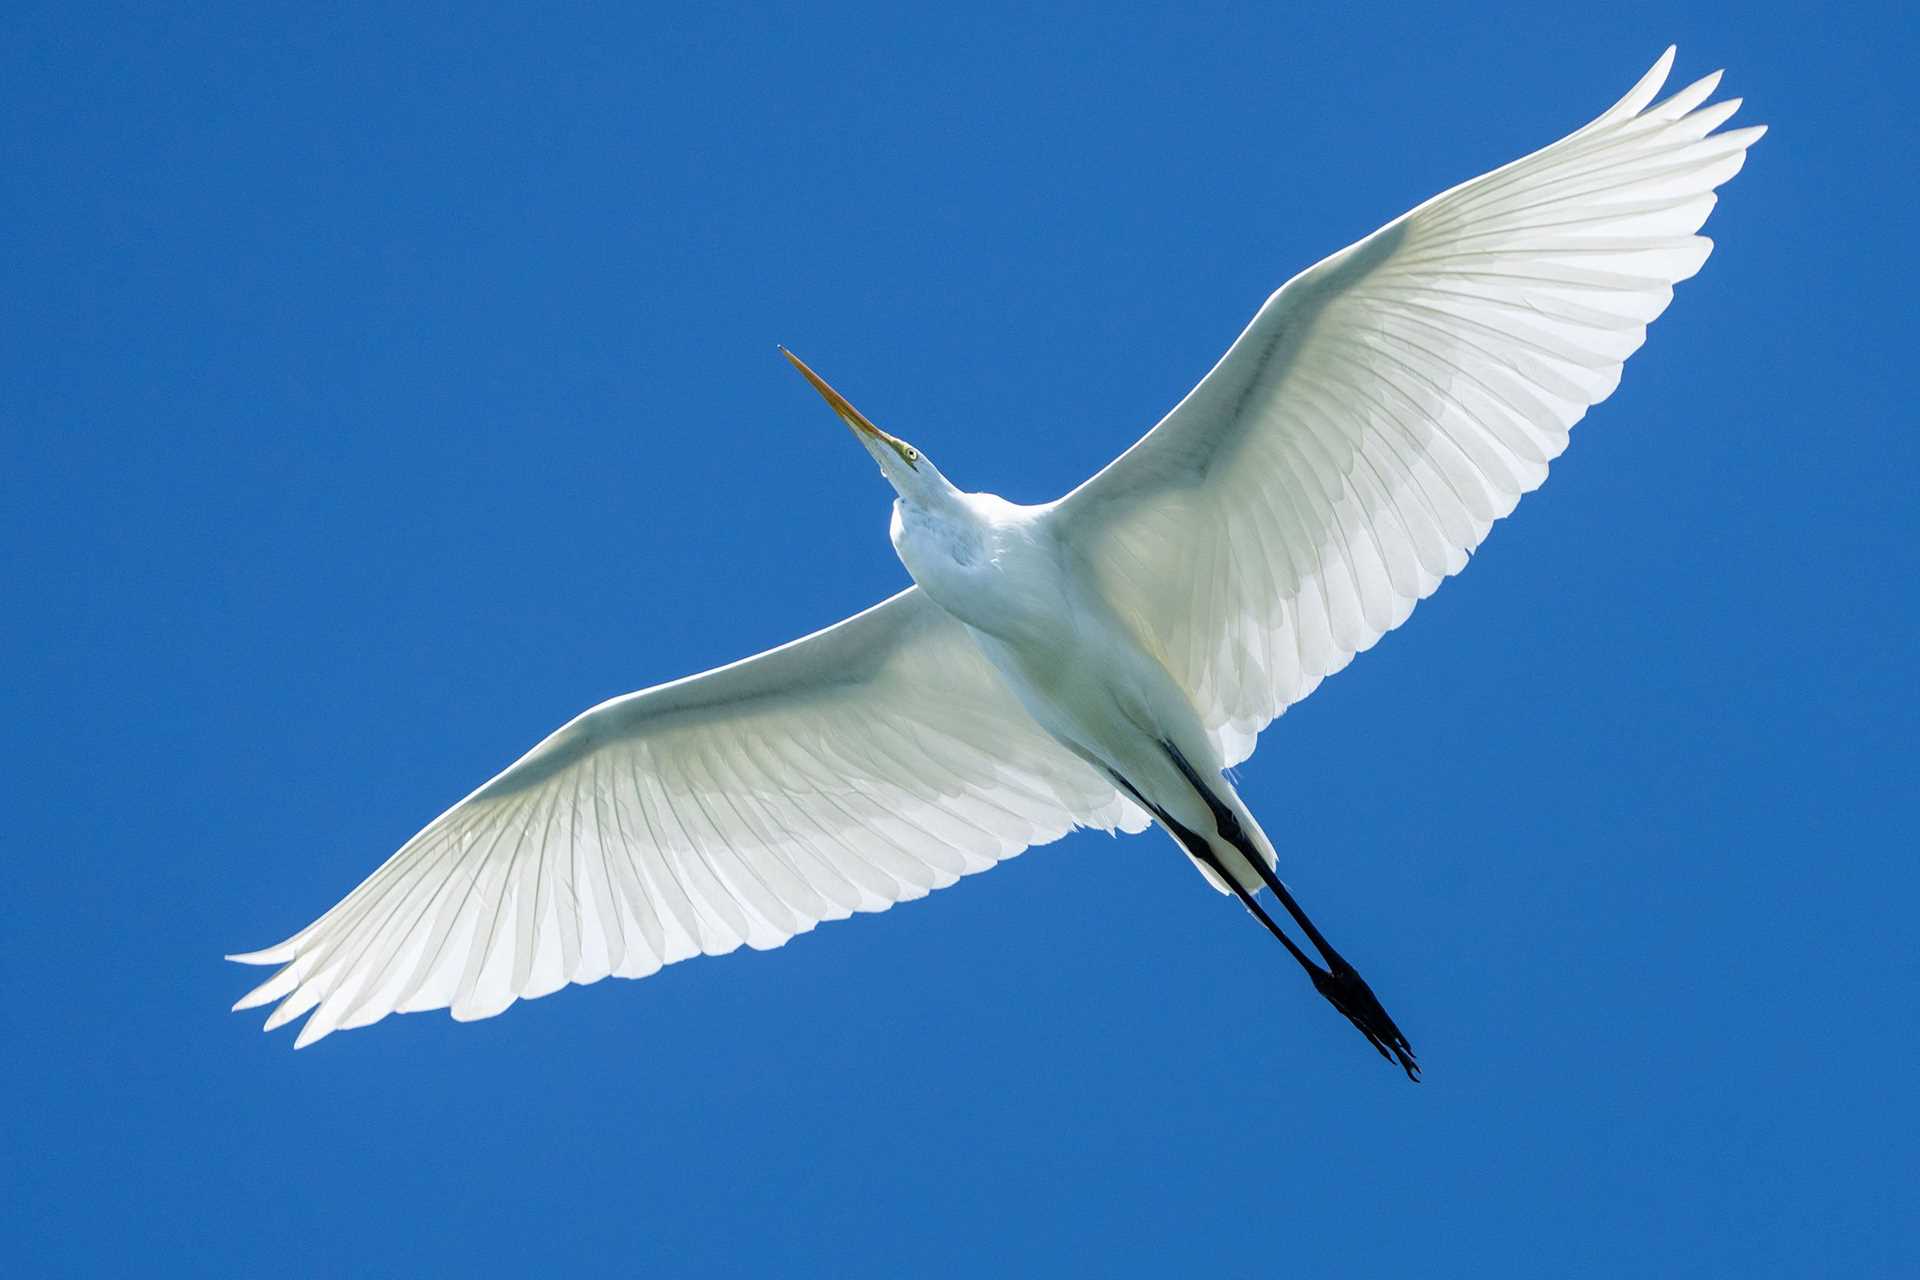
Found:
<box><xmin>896</xmin><ymin>489</ymin><xmax>1265</xmax><ymax>892</ymax></box>
<box><xmin>232</xmin><ymin>49</ymin><xmax>1762</xmax><ymax>1074</ymax></box>
<box><xmin>890</xmin><ymin>479</ymin><xmax>1415</xmax><ymax>1068</ymax></box>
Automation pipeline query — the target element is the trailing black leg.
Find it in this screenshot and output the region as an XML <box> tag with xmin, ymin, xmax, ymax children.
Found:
<box><xmin>1103</xmin><ymin>769</ymin><xmax>1326</xmax><ymax>982</ymax></box>
<box><xmin>1155</xmin><ymin>744</ymin><xmax>1420</xmax><ymax>1083</ymax></box>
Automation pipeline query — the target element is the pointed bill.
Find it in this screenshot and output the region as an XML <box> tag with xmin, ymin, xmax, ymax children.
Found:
<box><xmin>778</xmin><ymin>346</ymin><xmax>912</xmax><ymax>459</ymax></box>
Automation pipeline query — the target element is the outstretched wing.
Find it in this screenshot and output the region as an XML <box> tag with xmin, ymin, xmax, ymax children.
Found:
<box><xmin>230</xmin><ymin>588</ymin><xmax>1146</xmax><ymax>1046</ymax></box>
<box><xmin>1057</xmin><ymin>48</ymin><xmax>1763</xmax><ymax>766</ymax></box>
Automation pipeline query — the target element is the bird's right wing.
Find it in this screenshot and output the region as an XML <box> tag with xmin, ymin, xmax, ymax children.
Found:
<box><xmin>229</xmin><ymin>587</ymin><xmax>1146</xmax><ymax>1047</ymax></box>
<box><xmin>1055</xmin><ymin>49</ymin><xmax>1763</xmax><ymax>766</ymax></box>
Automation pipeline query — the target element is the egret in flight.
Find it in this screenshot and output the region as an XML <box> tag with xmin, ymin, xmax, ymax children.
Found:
<box><xmin>232</xmin><ymin>49</ymin><xmax>1762</xmax><ymax>1078</ymax></box>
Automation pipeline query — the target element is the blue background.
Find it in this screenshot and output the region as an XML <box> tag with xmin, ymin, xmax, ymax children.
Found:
<box><xmin>6</xmin><ymin>2</ymin><xmax>1916</xmax><ymax>1275</ymax></box>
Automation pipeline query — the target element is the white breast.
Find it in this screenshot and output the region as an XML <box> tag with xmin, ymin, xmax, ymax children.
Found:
<box><xmin>890</xmin><ymin>494</ymin><xmax>1064</xmax><ymax>650</ymax></box>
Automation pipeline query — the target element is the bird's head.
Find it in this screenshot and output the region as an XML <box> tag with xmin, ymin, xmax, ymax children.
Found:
<box><xmin>780</xmin><ymin>347</ymin><xmax>953</xmax><ymax>505</ymax></box>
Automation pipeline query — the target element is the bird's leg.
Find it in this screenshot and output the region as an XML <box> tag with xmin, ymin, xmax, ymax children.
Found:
<box><xmin>1229</xmin><ymin>864</ymin><xmax>1419</xmax><ymax>1082</ymax></box>
<box><xmin>1165</xmin><ymin>801</ymin><xmax>1412</xmax><ymax>1077</ymax></box>
<box><xmin>1198</xmin><ymin>840</ymin><xmax>1328</xmax><ymax>980</ymax></box>
<box><xmin>1222</xmin><ymin>826</ymin><xmax>1420</xmax><ymax>1079</ymax></box>
<box><xmin>1102</xmin><ymin>763</ymin><xmax>1414</xmax><ymax>1076</ymax></box>
<box><xmin>1155</xmin><ymin>744</ymin><xmax>1421</xmax><ymax>1082</ymax></box>
<box><xmin>1200</xmin><ymin>843</ymin><xmax>1401</xmax><ymax>1067</ymax></box>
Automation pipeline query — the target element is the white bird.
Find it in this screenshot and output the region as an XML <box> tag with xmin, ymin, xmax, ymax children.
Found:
<box><xmin>231</xmin><ymin>49</ymin><xmax>1762</xmax><ymax>1075</ymax></box>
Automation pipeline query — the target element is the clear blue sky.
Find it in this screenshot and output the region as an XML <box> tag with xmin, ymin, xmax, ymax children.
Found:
<box><xmin>5</xmin><ymin>2</ymin><xmax>1916</xmax><ymax>1275</ymax></box>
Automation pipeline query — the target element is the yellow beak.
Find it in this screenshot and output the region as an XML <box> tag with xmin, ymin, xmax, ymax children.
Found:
<box><xmin>779</xmin><ymin>346</ymin><xmax>914</xmax><ymax>463</ymax></box>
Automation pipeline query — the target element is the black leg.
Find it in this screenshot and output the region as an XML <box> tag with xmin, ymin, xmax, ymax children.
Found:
<box><xmin>1152</xmin><ymin>745</ymin><xmax>1421</xmax><ymax>1083</ymax></box>
<box><xmin>1201</xmin><ymin>842</ymin><xmax>1404</xmax><ymax>1071</ymax></box>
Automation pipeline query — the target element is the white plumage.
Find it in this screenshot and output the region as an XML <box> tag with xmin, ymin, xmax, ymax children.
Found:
<box><xmin>232</xmin><ymin>49</ymin><xmax>1762</xmax><ymax>1063</ymax></box>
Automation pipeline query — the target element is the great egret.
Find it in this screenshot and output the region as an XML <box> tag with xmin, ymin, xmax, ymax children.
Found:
<box><xmin>231</xmin><ymin>49</ymin><xmax>1762</xmax><ymax>1077</ymax></box>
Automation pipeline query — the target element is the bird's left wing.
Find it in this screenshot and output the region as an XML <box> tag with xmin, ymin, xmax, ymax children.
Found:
<box><xmin>230</xmin><ymin>588</ymin><xmax>1145</xmax><ymax>1046</ymax></box>
<box><xmin>1055</xmin><ymin>49</ymin><xmax>1763</xmax><ymax>766</ymax></box>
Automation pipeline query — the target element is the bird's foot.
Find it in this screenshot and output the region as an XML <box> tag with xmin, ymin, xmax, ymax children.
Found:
<box><xmin>1311</xmin><ymin>962</ymin><xmax>1420</xmax><ymax>1082</ymax></box>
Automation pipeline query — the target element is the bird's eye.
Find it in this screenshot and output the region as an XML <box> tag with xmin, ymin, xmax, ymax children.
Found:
<box><xmin>905</xmin><ymin>448</ymin><xmax>919</xmax><ymax>462</ymax></box>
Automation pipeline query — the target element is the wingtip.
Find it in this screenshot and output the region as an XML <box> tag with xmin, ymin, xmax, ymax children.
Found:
<box><xmin>1644</xmin><ymin>45</ymin><xmax>1677</xmax><ymax>89</ymax></box>
<box><xmin>232</xmin><ymin>966</ymin><xmax>299</xmax><ymax>1012</ymax></box>
<box><xmin>1594</xmin><ymin>45</ymin><xmax>1679</xmax><ymax>131</ymax></box>
<box><xmin>225</xmin><ymin>946</ymin><xmax>292</xmax><ymax>965</ymax></box>
<box><xmin>261</xmin><ymin>1000</ymin><xmax>305</xmax><ymax>1033</ymax></box>
<box><xmin>292</xmin><ymin>1023</ymin><xmax>328</xmax><ymax>1050</ymax></box>
<box><xmin>1648</xmin><ymin>45</ymin><xmax>1678</xmax><ymax>93</ymax></box>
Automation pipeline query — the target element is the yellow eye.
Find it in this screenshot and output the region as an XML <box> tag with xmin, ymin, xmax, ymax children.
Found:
<box><xmin>906</xmin><ymin>448</ymin><xmax>918</xmax><ymax>462</ymax></box>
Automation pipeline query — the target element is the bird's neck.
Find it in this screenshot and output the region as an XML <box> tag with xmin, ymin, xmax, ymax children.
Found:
<box><xmin>890</xmin><ymin>488</ymin><xmax>994</xmax><ymax>578</ymax></box>
<box><xmin>893</xmin><ymin>485</ymin><xmax>965</xmax><ymax>537</ymax></box>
